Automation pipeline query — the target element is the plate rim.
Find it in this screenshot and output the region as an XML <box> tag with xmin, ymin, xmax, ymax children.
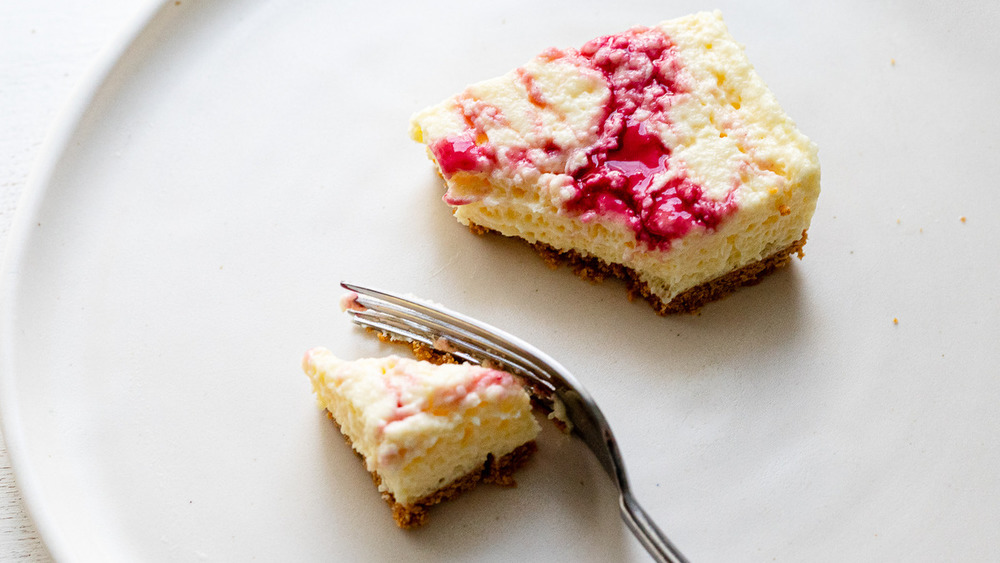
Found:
<box><xmin>0</xmin><ymin>1</ymin><xmax>171</xmax><ymax>560</ymax></box>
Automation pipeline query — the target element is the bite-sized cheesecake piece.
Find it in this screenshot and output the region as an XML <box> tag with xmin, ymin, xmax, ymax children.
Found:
<box><xmin>302</xmin><ymin>348</ymin><xmax>540</xmax><ymax>527</ymax></box>
<box><xmin>410</xmin><ymin>11</ymin><xmax>820</xmax><ymax>314</ymax></box>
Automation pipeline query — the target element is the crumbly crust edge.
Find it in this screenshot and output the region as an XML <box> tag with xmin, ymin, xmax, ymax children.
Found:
<box><xmin>328</xmin><ymin>412</ymin><xmax>536</xmax><ymax>528</ymax></box>
<box><xmin>468</xmin><ymin>223</ymin><xmax>809</xmax><ymax>315</ymax></box>
<box><xmin>380</xmin><ymin>441</ymin><xmax>537</xmax><ymax>528</ymax></box>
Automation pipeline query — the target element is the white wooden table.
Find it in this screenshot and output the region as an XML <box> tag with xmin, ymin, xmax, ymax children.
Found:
<box><xmin>1</xmin><ymin>2</ymin><xmax>157</xmax><ymax>559</ymax></box>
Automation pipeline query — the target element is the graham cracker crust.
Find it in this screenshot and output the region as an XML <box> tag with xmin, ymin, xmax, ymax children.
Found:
<box><xmin>468</xmin><ymin>223</ymin><xmax>808</xmax><ymax>314</ymax></box>
<box><xmin>380</xmin><ymin>441</ymin><xmax>537</xmax><ymax>528</ymax></box>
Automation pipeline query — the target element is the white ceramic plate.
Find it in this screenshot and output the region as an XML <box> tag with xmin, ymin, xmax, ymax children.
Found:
<box><xmin>4</xmin><ymin>1</ymin><xmax>1000</xmax><ymax>561</ymax></box>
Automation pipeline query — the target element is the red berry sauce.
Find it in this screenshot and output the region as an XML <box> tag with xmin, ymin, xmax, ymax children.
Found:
<box><xmin>431</xmin><ymin>27</ymin><xmax>737</xmax><ymax>250</ymax></box>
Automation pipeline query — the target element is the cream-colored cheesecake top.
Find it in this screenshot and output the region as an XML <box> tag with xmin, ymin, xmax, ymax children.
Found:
<box><xmin>410</xmin><ymin>10</ymin><xmax>819</xmax><ymax>253</ymax></box>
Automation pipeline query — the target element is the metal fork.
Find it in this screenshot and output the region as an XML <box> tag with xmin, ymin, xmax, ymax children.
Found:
<box><xmin>340</xmin><ymin>281</ymin><xmax>690</xmax><ymax>563</ymax></box>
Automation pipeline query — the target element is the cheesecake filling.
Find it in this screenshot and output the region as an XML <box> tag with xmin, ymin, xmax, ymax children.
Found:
<box><xmin>302</xmin><ymin>349</ymin><xmax>540</xmax><ymax>506</ymax></box>
<box><xmin>426</xmin><ymin>26</ymin><xmax>737</xmax><ymax>251</ymax></box>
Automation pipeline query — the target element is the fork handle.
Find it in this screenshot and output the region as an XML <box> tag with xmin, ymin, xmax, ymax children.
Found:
<box><xmin>619</xmin><ymin>490</ymin><xmax>690</xmax><ymax>563</ymax></box>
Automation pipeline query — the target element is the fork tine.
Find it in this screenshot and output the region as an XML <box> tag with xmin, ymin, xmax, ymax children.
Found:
<box><xmin>348</xmin><ymin>312</ymin><xmax>479</xmax><ymax>364</ymax></box>
<box><xmin>352</xmin><ymin>309</ymin><xmax>555</xmax><ymax>384</ymax></box>
<box><xmin>349</xmin><ymin>309</ymin><xmax>554</xmax><ymax>393</ymax></box>
<box><xmin>343</xmin><ymin>282</ymin><xmax>568</xmax><ymax>391</ymax></box>
<box><xmin>342</xmin><ymin>283</ymin><xmax>541</xmax><ymax>357</ymax></box>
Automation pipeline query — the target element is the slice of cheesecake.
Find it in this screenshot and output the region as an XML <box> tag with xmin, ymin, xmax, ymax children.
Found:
<box><xmin>410</xmin><ymin>11</ymin><xmax>820</xmax><ymax>313</ymax></box>
<box><xmin>302</xmin><ymin>348</ymin><xmax>540</xmax><ymax>527</ymax></box>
